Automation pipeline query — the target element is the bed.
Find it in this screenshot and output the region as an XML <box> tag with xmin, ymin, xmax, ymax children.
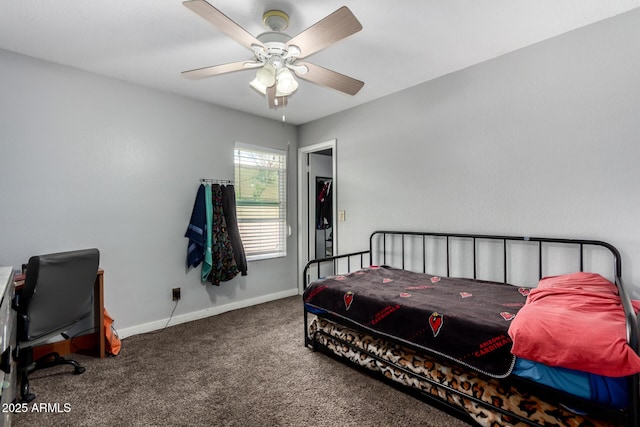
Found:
<box><xmin>302</xmin><ymin>231</ymin><xmax>640</xmax><ymax>427</ymax></box>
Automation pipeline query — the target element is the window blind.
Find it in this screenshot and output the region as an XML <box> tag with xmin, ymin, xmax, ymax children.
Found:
<box><xmin>234</xmin><ymin>143</ymin><xmax>287</xmax><ymax>260</ymax></box>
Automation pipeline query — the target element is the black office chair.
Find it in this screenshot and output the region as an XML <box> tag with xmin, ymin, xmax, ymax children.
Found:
<box><xmin>14</xmin><ymin>248</ymin><xmax>100</xmax><ymax>402</ymax></box>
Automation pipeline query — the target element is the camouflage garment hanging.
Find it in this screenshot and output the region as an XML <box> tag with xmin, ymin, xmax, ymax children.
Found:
<box><xmin>209</xmin><ymin>184</ymin><xmax>238</xmax><ymax>285</ymax></box>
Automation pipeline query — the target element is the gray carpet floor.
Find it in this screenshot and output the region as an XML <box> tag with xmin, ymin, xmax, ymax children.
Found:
<box><xmin>13</xmin><ymin>296</ymin><xmax>472</xmax><ymax>427</ymax></box>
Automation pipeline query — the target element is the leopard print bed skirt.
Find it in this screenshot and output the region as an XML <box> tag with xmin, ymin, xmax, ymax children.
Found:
<box><xmin>309</xmin><ymin>317</ymin><xmax>620</xmax><ymax>427</ymax></box>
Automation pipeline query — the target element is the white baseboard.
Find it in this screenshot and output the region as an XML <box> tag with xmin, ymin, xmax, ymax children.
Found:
<box><xmin>117</xmin><ymin>288</ymin><xmax>299</xmax><ymax>339</ymax></box>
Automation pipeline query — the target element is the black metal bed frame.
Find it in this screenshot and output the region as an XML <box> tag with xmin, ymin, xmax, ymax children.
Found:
<box><xmin>303</xmin><ymin>230</ymin><xmax>639</xmax><ymax>427</ymax></box>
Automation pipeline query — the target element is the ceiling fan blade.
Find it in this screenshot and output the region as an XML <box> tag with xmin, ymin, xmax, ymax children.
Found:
<box><xmin>294</xmin><ymin>62</ymin><xmax>364</xmax><ymax>95</ymax></box>
<box><xmin>183</xmin><ymin>0</ymin><xmax>263</xmax><ymax>51</ymax></box>
<box><xmin>182</xmin><ymin>60</ymin><xmax>256</xmax><ymax>80</ymax></box>
<box><xmin>286</xmin><ymin>7</ymin><xmax>362</xmax><ymax>59</ymax></box>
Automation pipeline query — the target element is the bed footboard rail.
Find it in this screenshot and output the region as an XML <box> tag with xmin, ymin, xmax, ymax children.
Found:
<box><xmin>302</xmin><ymin>250</ymin><xmax>371</xmax><ymax>291</ymax></box>
<box><xmin>303</xmin><ymin>250</ymin><xmax>370</xmax><ymax>347</ymax></box>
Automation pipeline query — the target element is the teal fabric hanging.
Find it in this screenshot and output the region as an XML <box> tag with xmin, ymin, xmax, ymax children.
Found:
<box><xmin>201</xmin><ymin>183</ymin><xmax>213</xmax><ymax>281</ymax></box>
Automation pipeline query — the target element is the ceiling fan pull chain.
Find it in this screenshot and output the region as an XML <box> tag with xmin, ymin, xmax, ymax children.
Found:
<box><xmin>282</xmin><ymin>98</ymin><xmax>286</xmax><ymax>124</ymax></box>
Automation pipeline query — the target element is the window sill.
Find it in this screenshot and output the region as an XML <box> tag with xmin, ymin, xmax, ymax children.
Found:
<box><xmin>246</xmin><ymin>253</ymin><xmax>286</xmax><ymax>262</ymax></box>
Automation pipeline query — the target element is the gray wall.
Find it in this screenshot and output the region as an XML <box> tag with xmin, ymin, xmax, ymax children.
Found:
<box><xmin>0</xmin><ymin>50</ymin><xmax>298</xmax><ymax>336</ymax></box>
<box><xmin>299</xmin><ymin>9</ymin><xmax>640</xmax><ymax>293</ymax></box>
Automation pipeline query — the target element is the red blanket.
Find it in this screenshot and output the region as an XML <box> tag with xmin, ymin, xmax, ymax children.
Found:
<box><xmin>508</xmin><ymin>272</ymin><xmax>640</xmax><ymax>377</ymax></box>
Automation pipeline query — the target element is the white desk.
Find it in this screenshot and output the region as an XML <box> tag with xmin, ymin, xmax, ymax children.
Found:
<box><xmin>0</xmin><ymin>267</ymin><xmax>16</xmax><ymax>426</ymax></box>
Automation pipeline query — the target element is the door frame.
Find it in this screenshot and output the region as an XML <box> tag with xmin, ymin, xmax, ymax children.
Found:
<box><xmin>297</xmin><ymin>139</ymin><xmax>337</xmax><ymax>294</ymax></box>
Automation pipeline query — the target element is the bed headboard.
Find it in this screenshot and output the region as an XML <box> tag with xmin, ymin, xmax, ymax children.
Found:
<box><xmin>369</xmin><ymin>231</ymin><xmax>622</xmax><ymax>286</ymax></box>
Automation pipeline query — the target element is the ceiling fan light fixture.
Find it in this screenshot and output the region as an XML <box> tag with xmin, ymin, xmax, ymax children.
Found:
<box><xmin>255</xmin><ymin>63</ymin><xmax>276</xmax><ymax>87</ymax></box>
<box><xmin>275</xmin><ymin>68</ymin><xmax>298</xmax><ymax>96</ymax></box>
<box><xmin>249</xmin><ymin>77</ymin><xmax>268</xmax><ymax>95</ymax></box>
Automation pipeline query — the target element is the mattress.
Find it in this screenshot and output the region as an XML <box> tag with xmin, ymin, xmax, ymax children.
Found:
<box><xmin>303</xmin><ymin>266</ymin><xmax>529</xmax><ymax>377</ymax></box>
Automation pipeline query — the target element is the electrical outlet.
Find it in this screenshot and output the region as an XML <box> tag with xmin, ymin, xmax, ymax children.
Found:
<box><xmin>172</xmin><ymin>287</ymin><xmax>181</xmax><ymax>301</ymax></box>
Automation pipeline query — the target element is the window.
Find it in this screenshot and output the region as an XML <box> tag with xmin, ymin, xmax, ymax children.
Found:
<box><xmin>234</xmin><ymin>143</ymin><xmax>287</xmax><ymax>260</ymax></box>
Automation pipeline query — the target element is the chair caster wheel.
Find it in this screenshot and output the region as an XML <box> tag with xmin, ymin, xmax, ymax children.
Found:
<box><xmin>21</xmin><ymin>392</ymin><xmax>36</xmax><ymax>403</ymax></box>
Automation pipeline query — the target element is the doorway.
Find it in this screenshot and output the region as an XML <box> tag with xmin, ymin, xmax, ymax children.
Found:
<box><xmin>297</xmin><ymin>140</ymin><xmax>337</xmax><ymax>293</ymax></box>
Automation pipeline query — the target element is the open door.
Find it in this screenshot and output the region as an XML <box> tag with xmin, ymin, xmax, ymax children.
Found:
<box><xmin>298</xmin><ymin>140</ymin><xmax>337</xmax><ymax>294</ymax></box>
<box><xmin>314</xmin><ymin>176</ymin><xmax>333</xmax><ymax>259</ymax></box>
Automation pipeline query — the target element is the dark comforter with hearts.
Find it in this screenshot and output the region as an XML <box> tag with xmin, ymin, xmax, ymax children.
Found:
<box><xmin>303</xmin><ymin>266</ymin><xmax>530</xmax><ymax>378</ymax></box>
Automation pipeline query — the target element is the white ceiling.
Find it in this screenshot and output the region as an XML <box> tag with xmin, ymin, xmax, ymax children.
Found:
<box><xmin>1</xmin><ymin>1</ymin><xmax>639</xmax><ymax>125</ymax></box>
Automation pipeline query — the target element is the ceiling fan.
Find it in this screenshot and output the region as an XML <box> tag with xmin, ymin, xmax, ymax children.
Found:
<box><xmin>181</xmin><ymin>0</ymin><xmax>364</xmax><ymax>110</ymax></box>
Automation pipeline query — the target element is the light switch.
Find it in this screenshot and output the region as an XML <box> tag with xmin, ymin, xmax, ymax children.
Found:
<box><xmin>339</xmin><ymin>210</ymin><xmax>345</xmax><ymax>222</ymax></box>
